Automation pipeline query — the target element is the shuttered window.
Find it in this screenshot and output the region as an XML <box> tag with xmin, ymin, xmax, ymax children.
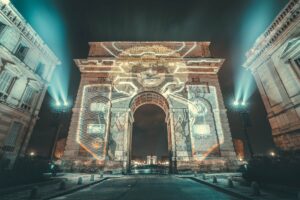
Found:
<box><xmin>0</xmin><ymin>70</ymin><xmax>15</xmax><ymax>95</ymax></box>
<box><xmin>4</xmin><ymin>122</ymin><xmax>23</xmax><ymax>148</ymax></box>
<box><xmin>15</xmin><ymin>43</ymin><xmax>29</xmax><ymax>61</ymax></box>
<box><xmin>0</xmin><ymin>22</ymin><xmax>6</xmax><ymax>34</ymax></box>
<box><xmin>22</xmin><ymin>86</ymin><xmax>35</xmax><ymax>106</ymax></box>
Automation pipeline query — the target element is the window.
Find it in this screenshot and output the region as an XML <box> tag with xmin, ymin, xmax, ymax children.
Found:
<box><xmin>22</xmin><ymin>86</ymin><xmax>35</xmax><ymax>105</ymax></box>
<box><xmin>0</xmin><ymin>70</ymin><xmax>15</xmax><ymax>101</ymax></box>
<box><xmin>0</xmin><ymin>22</ymin><xmax>6</xmax><ymax>35</ymax></box>
<box><xmin>14</xmin><ymin>43</ymin><xmax>29</xmax><ymax>61</ymax></box>
<box><xmin>35</xmin><ymin>63</ymin><xmax>45</xmax><ymax>78</ymax></box>
<box><xmin>3</xmin><ymin>122</ymin><xmax>23</xmax><ymax>150</ymax></box>
<box><xmin>20</xmin><ymin>86</ymin><xmax>35</xmax><ymax>110</ymax></box>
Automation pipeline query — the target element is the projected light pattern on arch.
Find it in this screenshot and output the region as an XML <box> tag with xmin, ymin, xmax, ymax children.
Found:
<box><xmin>77</xmin><ymin>85</ymin><xmax>112</xmax><ymax>160</ymax></box>
<box><xmin>187</xmin><ymin>85</ymin><xmax>223</xmax><ymax>160</ymax></box>
<box><xmin>63</xmin><ymin>42</ymin><xmax>237</xmax><ymax>172</ymax></box>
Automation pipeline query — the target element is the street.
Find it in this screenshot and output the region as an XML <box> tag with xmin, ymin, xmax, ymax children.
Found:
<box><xmin>53</xmin><ymin>175</ymin><xmax>240</xmax><ymax>200</ymax></box>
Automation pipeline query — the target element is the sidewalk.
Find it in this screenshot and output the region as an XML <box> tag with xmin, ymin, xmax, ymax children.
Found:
<box><xmin>0</xmin><ymin>173</ymin><xmax>119</xmax><ymax>200</ymax></box>
<box><xmin>182</xmin><ymin>174</ymin><xmax>299</xmax><ymax>200</ymax></box>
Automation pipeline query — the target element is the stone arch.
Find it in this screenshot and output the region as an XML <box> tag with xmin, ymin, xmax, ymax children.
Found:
<box><xmin>129</xmin><ymin>91</ymin><xmax>169</xmax><ymax>120</ymax></box>
<box><xmin>127</xmin><ymin>91</ymin><xmax>174</xmax><ymax>173</ymax></box>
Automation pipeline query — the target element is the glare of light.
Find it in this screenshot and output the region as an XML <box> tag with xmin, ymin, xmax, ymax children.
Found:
<box><xmin>1</xmin><ymin>0</ymin><xmax>10</xmax><ymax>5</ymax></box>
<box><xmin>233</xmin><ymin>100</ymin><xmax>239</xmax><ymax>106</ymax></box>
<box><xmin>270</xmin><ymin>151</ymin><xmax>275</xmax><ymax>157</ymax></box>
<box><xmin>56</xmin><ymin>101</ymin><xmax>61</xmax><ymax>107</ymax></box>
<box><xmin>64</xmin><ymin>101</ymin><xmax>69</xmax><ymax>106</ymax></box>
<box><xmin>30</xmin><ymin>152</ymin><xmax>35</xmax><ymax>156</ymax></box>
<box><xmin>241</xmin><ymin>101</ymin><xmax>246</xmax><ymax>106</ymax></box>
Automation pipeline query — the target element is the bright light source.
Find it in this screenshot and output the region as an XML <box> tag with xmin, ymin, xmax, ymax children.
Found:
<box><xmin>233</xmin><ymin>100</ymin><xmax>239</xmax><ymax>106</ymax></box>
<box><xmin>56</xmin><ymin>101</ymin><xmax>61</xmax><ymax>107</ymax></box>
<box><xmin>1</xmin><ymin>0</ymin><xmax>10</xmax><ymax>5</ymax></box>
<box><xmin>241</xmin><ymin>101</ymin><xmax>246</xmax><ymax>106</ymax></box>
<box><xmin>270</xmin><ymin>151</ymin><xmax>275</xmax><ymax>157</ymax></box>
<box><xmin>64</xmin><ymin>101</ymin><xmax>68</xmax><ymax>106</ymax></box>
<box><xmin>30</xmin><ymin>152</ymin><xmax>35</xmax><ymax>156</ymax></box>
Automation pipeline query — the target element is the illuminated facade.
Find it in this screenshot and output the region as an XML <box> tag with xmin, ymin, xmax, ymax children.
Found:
<box><xmin>244</xmin><ymin>0</ymin><xmax>300</xmax><ymax>150</ymax></box>
<box><xmin>63</xmin><ymin>41</ymin><xmax>237</xmax><ymax>173</ymax></box>
<box><xmin>0</xmin><ymin>2</ymin><xmax>60</xmax><ymax>167</ymax></box>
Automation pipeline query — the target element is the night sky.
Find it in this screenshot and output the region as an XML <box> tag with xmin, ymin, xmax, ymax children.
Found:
<box><xmin>12</xmin><ymin>0</ymin><xmax>289</xmax><ymax>157</ymax></box>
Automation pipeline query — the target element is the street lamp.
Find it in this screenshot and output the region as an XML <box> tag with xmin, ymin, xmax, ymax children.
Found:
<box><xmin>232</xmin><ymin>99</ymin><xmax>254</xmax><ymax>159</ymax></box>
<box><xmin>270</xmin><ymin>151</ymin><xmax>276</xmax><ymax>157</ymax></box>
<box><xmin>56</xmin><ymin>101</ymin><xmax>61</xmax><ymax>107</ymax></box>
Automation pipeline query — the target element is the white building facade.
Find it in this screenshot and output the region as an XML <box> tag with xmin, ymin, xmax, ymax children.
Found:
<box><xmin>0</xmin><ymin>2</ymin><xmax>60</xmax><ymax>167</ymax></box>
<box><xmin>244</xmin><ymin>0</ymin><xmax>300</xmax><ymax>150</ymax></box>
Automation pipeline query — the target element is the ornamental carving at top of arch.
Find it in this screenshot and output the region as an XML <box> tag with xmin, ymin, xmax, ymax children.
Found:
<box><xmin>119</xmin><ymin>45</ymin><xmax>181</xmax><ymax>58</ymax></box>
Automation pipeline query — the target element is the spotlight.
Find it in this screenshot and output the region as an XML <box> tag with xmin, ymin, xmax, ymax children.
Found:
<box><xmin>64</xmin><ymin>101</ymin><xmax>69</xmax><ymax>106</ymax></box>
<box><xmin>29</xmin><ymin>151</ymin><xmax>35</xmax><ymax>156</ymax></box>
<box><xmin>241</xmin><ymin>101</ymin><xmax>246</xmax><ymax>106</ymax></box>
<box><xmin>233</xmin><ymin>100</ymin><xmax>239</xmax><ymax>106</ymax></box>
<box><xmin>56</xmin><ymin>101</ymin><xmax>61</xmax><ymax>107</ymax></box>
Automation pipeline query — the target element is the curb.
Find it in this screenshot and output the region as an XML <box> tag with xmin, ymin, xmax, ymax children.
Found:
<box><xmin>0</xmin><ymin>179</ymin><xmax>64</xmax><ymax>196</ymax></box>
<box><xmin>43</xmin><ymin>178</ymin><xmax>109</xmax><ymax>200</ymax></box>
<box><xmin>187</xmin><ymin>177</ymin><xmax>254</xmax><ymax>200</ymax></box>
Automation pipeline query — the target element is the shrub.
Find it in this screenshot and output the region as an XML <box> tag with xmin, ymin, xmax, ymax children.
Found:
<box><xmin>242</xmin><ymin>154</ymin><xmax>300</xmax><ymax>186</ymax></box>
<box><xmin>0</xmin><ymin>156</ymin><xmax>50</xmax><ymax>188</ymax></box>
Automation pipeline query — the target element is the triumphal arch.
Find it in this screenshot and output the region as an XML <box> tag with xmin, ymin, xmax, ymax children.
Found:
<box><xmin>62</xmin><ymin>42</ymin><xmax>237</xmax><ymax>173</ymax></box>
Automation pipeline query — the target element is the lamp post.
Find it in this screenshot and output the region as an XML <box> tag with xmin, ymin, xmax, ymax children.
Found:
<box><xmin>50</xmin><ymin>100</ymin><xmax>71</xmax><ymax>162</ymax></box>
<box><xmin>232</xmin><ymin>100</ymin><xmax>254</xmax><ymax>159</ymax></box>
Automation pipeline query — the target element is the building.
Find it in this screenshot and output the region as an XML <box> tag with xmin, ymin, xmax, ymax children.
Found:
<box><xmin>233</xmin><ymin>139</ymin><xmax>245</xmax><ymax>160</ymax></box>
<box><xmin>54</xmin><ymin>138</ymin><xmax>67</xmax><ymax>159</ymax></box>
<box><xmin>243</xmin><ymin>0</ymin><xmax>300</xmax><ymax>151</ymax></box>
<box><xmin>0</xmin><ymin>1</ymin><xmax>60</xmax><ymax>167</ymax></box>
<box><xmin>146</xmin><ymin>155</ymin><xmax>157</xmax><ymax>165</ymax></box>
<box><xmin>63</xmin><ymin>41</ymin><xmax>237</xmax><ymax>173</ymax></box>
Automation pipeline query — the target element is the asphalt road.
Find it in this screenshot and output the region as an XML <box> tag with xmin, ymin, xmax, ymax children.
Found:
<box><xmin>53</xmin><ymin>175</ymin><xmax>240</xmax><ymax>200</ymax></box>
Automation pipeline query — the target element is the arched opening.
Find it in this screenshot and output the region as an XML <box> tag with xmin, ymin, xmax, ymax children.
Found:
<box><xmin>131</xmin><ymin>104</ymin><xmax>168</xmax><ymax>171</ymax></box>
<box><xmin>128</xmin><ymin>91</ymin><xmax>172</xmax><ymax>174</ymax></box>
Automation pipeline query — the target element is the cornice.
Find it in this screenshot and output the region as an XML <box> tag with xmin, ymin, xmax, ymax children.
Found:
<box><xmin>244</xmin><ymin>0</ymin><xmax>300</xmax><ymax>69</ymax></box>
<box><xmin>0</xmin><ymin>2</ymin><xmax>60</xmax><ymax>65</ymax></box>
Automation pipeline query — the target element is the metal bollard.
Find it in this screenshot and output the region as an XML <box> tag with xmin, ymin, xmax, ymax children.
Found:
<box><xmin>90</xmin><ymin>174</ymin><xmax>95</xmax><ymax>181</ymax></box>
<box><xmin>29</xmin><ymin>186</ymin><xmax>39</xmax><ymax>199</ymax></box>
<box><xmin>251</xmin><ymin>181</ymin><xmax>260</xmax><ymax>196</ymax></box>
<box><xmin>227</xmin><ymin>177</ymin><xmax>234</xmax><ymax>188</ymax></box>
<box><xmin>100</xmin><ymin>171</ymin><xmax>104</xmax><ymax>178</ymax></box>
<box><xmin>77</xmin><ymin>177</ymin><xmax>83</xmax><ymax>185</ymax></box>
<box><xmin>212</xmin><ymin>176</ymin><xmax>218</xmax><ymax>184</ymax></box>
<box><xmin>194</xmin><ymin>171</ymin><xmax>197</xmax><ymax>177</ymax></box>
<box><xmin>202</xmin><ymin>173</ymin><xmax>206</xmax><ymax>180</ymax></box>
<box><xmin>59</xmin><ymin>180</ymin><xmax>66</xmax><ymax>190</ymax></box>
